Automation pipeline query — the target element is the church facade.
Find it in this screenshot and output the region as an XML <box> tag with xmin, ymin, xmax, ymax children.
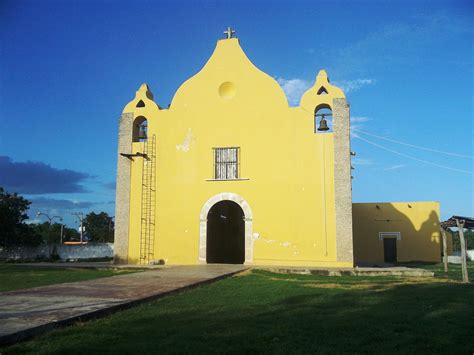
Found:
<box><xmin>114</xmin><ymin>33</ymin><xmax>442</xmax><ymax>266</ymax></box>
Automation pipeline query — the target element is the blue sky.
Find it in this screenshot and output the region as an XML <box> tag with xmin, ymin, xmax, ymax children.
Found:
<box><xmin>0</xmin><ymin>0</ymin><xmax>472</xmax><ymax>227</ymax></box>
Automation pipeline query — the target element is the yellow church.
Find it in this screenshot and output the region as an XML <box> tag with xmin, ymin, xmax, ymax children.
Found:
<box><xmin>114</xmin><ymin>30</ymin><xmax>443</xmax><ymax>267</ymax></box>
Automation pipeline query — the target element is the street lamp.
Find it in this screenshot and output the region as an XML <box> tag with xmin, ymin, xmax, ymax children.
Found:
<box><xmin>36</xmin><ymin>212</ymin><xmax>63</xmax><ymax>244</ymax></box>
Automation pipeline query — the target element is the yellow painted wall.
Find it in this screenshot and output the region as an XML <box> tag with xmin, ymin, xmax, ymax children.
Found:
<box><xmin>353</xmin><ymin>202</ymin><xmax>441</xmax><ymax>264</ymax></box>
<box><xmin>122</xmin><ymin>38</ymin><xmax>350</xmax><ymax>266</ymax></box>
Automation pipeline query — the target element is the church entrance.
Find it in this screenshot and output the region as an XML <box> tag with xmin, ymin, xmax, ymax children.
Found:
<box><xmin>206</xmin><ymin>200</ymin><xmax>245</xmax><ymax>264</ymax></box>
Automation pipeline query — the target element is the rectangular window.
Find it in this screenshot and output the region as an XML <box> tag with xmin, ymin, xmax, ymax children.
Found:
<box><xmin>213</xmin><ymin>147</ymin><xmax>239</xmax><ymax>180</ymax></box>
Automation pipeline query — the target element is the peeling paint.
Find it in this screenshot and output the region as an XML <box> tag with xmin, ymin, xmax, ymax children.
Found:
<box><xmin>176</xmin><ymin>128</ymin><xmax>195</xmax><ymax>152</ymax></box>
<box><xmin>280</xmin><ymin>241</ymin><xmax>291</xmax><ymax>247</ymax></box>
<box><xmin>259</xmin><ymin>237</ymin><xmax>277</xmax><ymax>244</ymax></box>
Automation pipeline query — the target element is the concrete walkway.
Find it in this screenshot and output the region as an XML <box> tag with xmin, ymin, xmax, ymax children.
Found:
<box><xmin>262</xmin><ymin>266</ymin><xmax>434</xmax><ymax>277</ymax></box>
<box><xmin>0</xmin><ymin>265</ymin><xmax>246</xmax><ymax>346</ymax></box>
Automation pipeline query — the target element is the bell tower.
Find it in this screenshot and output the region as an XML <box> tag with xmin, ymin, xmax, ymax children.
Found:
<box><xmin>114</xmin><ymin>83</ymin><xmax>159</xmax><ymax>264</ymax></box>
<box><xmin>300</xmin><ymin>70</ymin><xmax>354</xmax><ymax>265</ymax></box>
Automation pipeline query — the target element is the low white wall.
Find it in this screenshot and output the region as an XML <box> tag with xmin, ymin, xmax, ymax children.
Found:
<box><xmin>452</xmin><ymin>250</ymin><xmax>474</xmax><ymax>261</ymax></box>
<box><xmin>0</xmin><ymin>243</ymin><xmax>114</xmax><ymax>261</ymax></box>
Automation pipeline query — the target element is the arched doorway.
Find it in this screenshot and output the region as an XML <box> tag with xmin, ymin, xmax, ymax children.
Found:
<box><xmin>206</xmin><ymin>200</ymin><xmax>245</xmax><ymax>264</ymax></box>
<box><xmin>199</xmin><ymin>192</ymin><xmax>253</xmax><ymax>264</ymax></box>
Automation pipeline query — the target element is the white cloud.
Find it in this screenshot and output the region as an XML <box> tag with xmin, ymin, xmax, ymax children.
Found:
<box><xmin>384</xmin><ymin>164</ymin><xmax>405</xmax><ymax>171</ymax></box>
<box><xmin>351</xmin><ymin>116</ymin><xmax>370</xmax><ymax>124</ymax></box>
<box><xmin>329</xmin><ymin>12</ymin><xmax>472</xmax><ymax>76</ymax></box>
<box><xmin>25</xmin><ymin>218</ymin><xmax>42</xmax><ymax>225</ymax></box>
<box><xmin>350</xmin><ymin>116</ymin><xmax>372</xmax><ymax>137</ymax></box>
<box><xmin>352</xmin><ymin>158</ymin><xmax>373</xmax><ymax>166</ymax></box>
<box><xmin>334</xmin><ymin>78</ymin><xmax>376</xmax><ymax>93</ymax></box>
<box><xmin>350</xmin><ymin>131</ymin><xmax>360</xmax><ymax>138</ymax></box>
<box><xmin>276</xmin><ymin>77</ymin><xmax>312</xmax><ymax>106</ymax></box>
<box><xmin>276</xmin><ymin>75</ymin><xmax>376</xmax><ymax>106</ymax></box>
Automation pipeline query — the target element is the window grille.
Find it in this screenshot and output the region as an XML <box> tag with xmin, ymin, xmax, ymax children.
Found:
<box><xmin>213</xmin><ymin>147</ymin><xmax>239</xmax><ymax>180</ymax></box>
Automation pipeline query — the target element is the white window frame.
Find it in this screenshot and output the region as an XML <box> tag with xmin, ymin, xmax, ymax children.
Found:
<box><xmin>379</xmin><ymin>232</ymin><xmax>401</xmax><ymax>241</ymax></box>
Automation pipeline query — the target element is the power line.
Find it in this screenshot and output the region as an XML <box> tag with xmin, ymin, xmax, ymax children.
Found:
<box><xmin>354</xmin><ymin>135</ymin><xmax>474</xmax><ymax>175</ymax></box>
<box><xmin>351</xmin><ymin>128</ymin><xmax>474</xmax><ymax>159</ymax></box>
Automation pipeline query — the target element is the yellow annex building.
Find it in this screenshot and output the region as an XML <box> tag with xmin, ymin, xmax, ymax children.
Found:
<box><xmin>114</xmin><ymin>30</ymin><xmax>443</xmax><ymax>266</ymax></box>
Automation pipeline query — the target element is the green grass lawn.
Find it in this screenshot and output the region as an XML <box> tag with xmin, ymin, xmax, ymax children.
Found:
<box><xmin>0</xmin><ymin>264</ymin><xmax>137</xmax><ymax>292</ymax></box>
<box><xmin>3</xmin><ymin>264</ymin><xmax>473</xmax><ymax>354</ymax></box>
<box><xmin>414</xmin><ymin>261</ymin><xmax>474</xmax><ymax>282</ymax></box>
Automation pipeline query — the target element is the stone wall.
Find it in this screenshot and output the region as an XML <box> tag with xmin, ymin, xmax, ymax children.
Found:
<box><xmin>333</xmin><ymin>98</ymin><xmax>354</xmax><ymax>265</ymax></box>
<box><xmin>114</xmin><ymin>112</ymin><xmax>133</xmax><ymax>264</ymax></box>
<box><xmin>0</xmin><ymin>243</ymin><xmax>114</xmax><ymax>261</ymax></box>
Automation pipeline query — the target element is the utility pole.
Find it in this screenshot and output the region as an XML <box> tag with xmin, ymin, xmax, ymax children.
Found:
<box><xmin>72</xmin><ymin>212</ymin><xmax>85</xmax><ymax>243</ymax></box>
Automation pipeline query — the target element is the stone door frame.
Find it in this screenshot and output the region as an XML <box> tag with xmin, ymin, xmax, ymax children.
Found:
<box><xmin>199</xmin><ymin>192</ymin><xmax>253</xmax><ymax>264</ymax></box>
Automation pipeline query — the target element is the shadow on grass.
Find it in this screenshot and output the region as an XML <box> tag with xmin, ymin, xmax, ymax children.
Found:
<box><xmin>401</xmin><ymin>261</ymin><xmax>474</xmax><ymax>282</ymax></box>
<box><xmin>3</xmin><ymin>270</ymin><xmax>474</xmax><ymax>354</ymax></box>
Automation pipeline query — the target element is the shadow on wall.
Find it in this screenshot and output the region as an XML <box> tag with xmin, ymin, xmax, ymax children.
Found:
<box><xmin>352</xmin><ymin>202</ymin><xmax>442</xmax><ymax>265</ymax></box>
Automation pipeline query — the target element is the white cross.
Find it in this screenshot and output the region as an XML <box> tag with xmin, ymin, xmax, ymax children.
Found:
<box><xmin>224</xmin><ymin>27</ymin><xmax>236</xmax><ymax>39</ymax></box>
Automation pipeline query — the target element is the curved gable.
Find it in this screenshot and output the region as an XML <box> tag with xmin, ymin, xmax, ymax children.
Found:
<box><xmin>170</xmin><ymin>38</ymin><xmax>289</xmax><ymax>111</ymax></box>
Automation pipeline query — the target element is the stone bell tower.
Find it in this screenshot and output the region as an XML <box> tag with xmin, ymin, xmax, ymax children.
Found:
<box><xmin>300</xmin><ymin>70</ymin><xmax>354</xmax><ymax>265</ymax></box>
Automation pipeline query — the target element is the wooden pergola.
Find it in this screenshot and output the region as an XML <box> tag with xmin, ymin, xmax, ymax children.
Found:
<box><xmin>440</xmin><ymin>215</ymin><xmax>473</xmax><ymax>283</ymax></box>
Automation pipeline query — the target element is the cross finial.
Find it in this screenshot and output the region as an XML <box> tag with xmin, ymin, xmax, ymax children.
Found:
<box><xmin>223</xmin><ymin>27</ymin><xmax>236</xmax><ymax>39</ymax></box>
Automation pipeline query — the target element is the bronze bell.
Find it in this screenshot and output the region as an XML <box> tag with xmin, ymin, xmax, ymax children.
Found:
<box><xmin>317</xmin><ymin>116</ymin><xmax>330</xmax><ymax>131</ymax></box>
<box><xmin>138</xmin><ymin>125</ymin><xmax>147</xmax><ymax>140</ymax></box>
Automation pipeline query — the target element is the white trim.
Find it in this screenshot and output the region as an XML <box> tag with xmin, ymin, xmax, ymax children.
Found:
<box><xmin>379</xmin><ymin>232</ymin><xmax>401</xmax><ymax>241</ymax></box>
<box><xmin>199</xmin><ymin>192</ymin><xmax>253</xmax><ymax>264</ymax></box>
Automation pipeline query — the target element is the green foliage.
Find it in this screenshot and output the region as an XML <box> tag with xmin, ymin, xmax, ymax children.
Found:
<box><xmin>62</xmin><ymin>225</ymin><xmax>80</xmax><ymax>242</ymax></box>
<box><xmin>30</xmin><ymin>222</ymin><xmax>79</xmax><ymax>244</ymax></box>
<box><xmin>83</xmin><ymin>212</ymin><xmax>114</xmax><ymax>243</ymax></box>
<box><xmin>0</xmin><ymin>187</ymin><xmax>42</xmax><ymax>246</ymax></box>
<box><xmin>3</xmin><ymin>267</ymin><xmax>473</xmax><ymax>354</ymax></box>
<box><xmin>416</xmin><ymin>261</ymin><xmax>474</xmax><ymax>282</ymax></box>
<box><xmin>451</xmin><ymin>230</ymin><xmax>474</xmax><ymax>251</ymax></box>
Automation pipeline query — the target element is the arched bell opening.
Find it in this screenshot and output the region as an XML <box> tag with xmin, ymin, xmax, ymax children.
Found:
<box><xmin>206</xmin><ymin>200</ymin><xmax>245</xmax><ymax>264</ymax></box>
<box><xmin>132</xmin><ymin>116</ymin><xmax>148</xmax><ymax>142</ymax></box>
<box><xmin>314</xmin><ymin>104</ymin><xmax>333</xmax><ymax>133</ymax></box>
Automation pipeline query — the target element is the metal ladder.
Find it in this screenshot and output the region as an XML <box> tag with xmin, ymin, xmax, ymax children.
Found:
<box><xmin>139</xmin><ymin>134</ymin><xmax>156</xmax><ymax>264</ymax></box>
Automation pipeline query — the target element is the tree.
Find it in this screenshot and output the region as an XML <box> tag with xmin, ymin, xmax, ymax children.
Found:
<box><xmin>0</xmin><ymin>187</ymin><xmax>42</xmax><ymax>246</ymax></box>
<box><xmin>62</xmin><ymin>225</ymin><xmax>80</xmax><ymax>242</ymax></box>
<box><xmin>452</xmin><ymin>230</ymin><xmax>474</xmax><ymax>251</ymax></box>
<box><xmin>30</xmin><ymin>222</ymin><xmax>79</xmax><ymax>244</ymax></box>
<box><xmin>83</xmin><ymin>212</ymin><xmax>114</xmax><ymax>243</ymax></box>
